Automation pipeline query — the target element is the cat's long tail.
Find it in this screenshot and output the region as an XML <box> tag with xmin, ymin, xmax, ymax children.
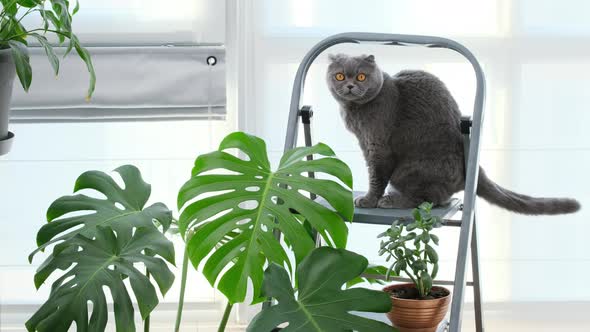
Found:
<box><xmin>476</xmin><ymin>167</ymin><xmax>581</xmax><ymax>215</ymax></box>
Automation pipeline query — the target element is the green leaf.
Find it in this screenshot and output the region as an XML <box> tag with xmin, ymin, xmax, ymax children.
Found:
<box><xmin>1</xmin><ymin>0</ymin><xmax>18</xmax><ymax>15</ymax></box>
<box><xmin>419</xmin><ymin>202</ymin><xmax>433</xmax><ymax>212</ymax></box>
<box><xmin>346</xmin><ymin>264</ymin><xmax>388</xmax><ymax>288</ymax></box>
<box><xmin>425</xmin><ymin>244</ymin><xmax>439</xmax><ymax>263</ymax></box>
<box><xmin>247</xmin><ymin>248</ymin><xmax>394</xmax><ymax>332</ymax></box>
<box><xmin>404</xmin><ymin>248</ymin><xmax>413</xmax><ymax>258</ymax></box>
<box><xmin>179</xmin><ymin>132</ymin><xmax>353</xmax><ymax>304</ymax></box>
<box><xmin>72</xmin><ymin>0</ymin><xmax>79</xmax><ymax>15</ymax></box>
<box><xmin>421</xmin><ymin>232</ymin><xmax>430</xmax><ymax>244</ymax></box>
<box><xmin>29</xmin><ymin>165</ymin><xmax>173</xmax><ymax>262</ymax></box>
<box><xmin>26</xmin><ymin>226</ymin><xmax>175</xmax><ymax>332</ymax></box>
<box><xmin>412</xmin><ymin>260</ymin><xmax>427</xmax><ymax>271</ymax></box>
<box><xmin>414</xmin><ymin>236</ymin><xmax>421</xmax><ymax>247</ymax></box>
<box><xmin>66</xmin><ymin>34</ymin><xmax>95</xmax><ymax>100</ymax></box>
<box><xmin>432</xmin><ymin>263</ymin><xmax>439</xmax><ymax>280</ymax></box>
<box><xmin>8</xmin><ymin>40</ymin><xmax>32</xmax><ymax>92</ymax></box>
<box><xmin>412</xmin><ymin>208</ymin><xmax>421</xmax><ymax>221</ymax></box>
<box><xmin>39</xmin><ymin>10</ymin><xmax>61</xmax><ymax>32</ymax></box>
<box><xmin>405</xmin><ymin>232</ymin><xmax>417</xmax><ymax>240</ymax></box>
<box><xmin>393</xmin><ymin>261</ymin><xmax>402</xmax><ymax>277</ymax></box>
<box><xmin>430</xmin><ymin>233</ymin><xmax>440</xmax><ymax>245</ymax></box>
<box><xmin>17</xmin><ymin>0</ymin><xmax>41</xmax><ymax>8</ymax></box>
<box><xmin>50</xmin><ymin>0</ymin><xmax>71</xmax><ymax>31</ymax></box>
<box><xmin>399</xmin><ymin>260</ymin><xmax>407</xmax><ymax>271</ymax></box>
<box><xmin>421</xmin><ymin>270</ymin><xmax>433</xmax><ymax>296</ymax></box>
<box><xmin>406</xmin><ymin>222</ymin><xmax>417</xmax><ymax>231</ymax></box>
<box><xmin>29</xmin><ymin>33</ymin><xmax>59</xmax><ymax>75</ymax></box>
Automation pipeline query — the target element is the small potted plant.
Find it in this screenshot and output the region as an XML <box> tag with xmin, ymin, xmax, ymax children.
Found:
<box><xmin>378</xmin><ymin>202</ymin><xmax>450</xmax><ymax>332</ymax></box>
<box><xmin>1</xmin><ymin>0</ymin><xmax>96</xmax><ymax>155</ymax></box>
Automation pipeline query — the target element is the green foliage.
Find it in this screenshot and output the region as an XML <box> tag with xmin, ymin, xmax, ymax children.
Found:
<box><xmin>27</xmin><ymin>165</ymin><xmax>175</xmax><ymax>332</ymax></box>
<box><xmin>378</xmin><ymin>202</ymin><xmax>443</xmax><ymax>298</ymax></box>
<box><xmin>345</xmin><ymin>264</ymin><xmax>389</xmax><ymax>288</ymax></box>
<box><xmin>247</xmin><ymin>247</ymin><xmax>395</xmax><ymax>332</ymax></box>
<box><xmin>29</xmin><ymin>165</ymin><xmax>173</xmax><ymax>261</ymax></box>
<box><xmin>0</xmin><ymin>0</ymin><xmax>95</xmax><ymax>99</ymax></box>
<box><xmin>178</xmin><ymin>132</ymin><xmax>354</xmax><ymax>304</ymax></box>
<box><xmin>26</xmin><ymin>226</ymin><xmax>175</xmax><ymax>332</ymax></box>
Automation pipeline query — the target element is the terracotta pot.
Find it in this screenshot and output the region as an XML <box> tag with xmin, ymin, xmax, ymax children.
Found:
<box><xmin>383</xmin><ymin>283</ymin><xmax>451</xmax><ymax>332</ymax></box>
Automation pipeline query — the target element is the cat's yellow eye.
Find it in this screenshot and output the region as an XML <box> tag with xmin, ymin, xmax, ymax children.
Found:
<box><xmin>335</xmin><ymin>73</ymin><xmax>345</xmax><ymax>81</ymax></box>
<box><xmin>356</xmin><ymin>73</ymin><xmax>366</xmax><ymax>82</ymax></box>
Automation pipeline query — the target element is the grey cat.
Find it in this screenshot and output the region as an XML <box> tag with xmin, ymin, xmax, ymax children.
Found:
<box><xmin>326</xmin><ymin>54</ymin><xmax>580</xmax><ymax>215</ymax></box>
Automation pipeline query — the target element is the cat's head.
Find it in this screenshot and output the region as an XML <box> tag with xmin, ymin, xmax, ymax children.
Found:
<box><xmin>326</xmin><ymin>54</ymin><xmax>384</xmax><ymax>104</ymax></box>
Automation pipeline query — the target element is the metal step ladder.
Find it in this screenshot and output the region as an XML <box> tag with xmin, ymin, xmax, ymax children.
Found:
<box><xmin>282</xmin><ymin>33</ymin><xmax>486</xmax><ymax>332</ymax></box>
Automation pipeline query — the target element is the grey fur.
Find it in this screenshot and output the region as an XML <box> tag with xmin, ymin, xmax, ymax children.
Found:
<box><xmin>326</xmin><ymin>54</ymin><xmax>580</xmax><ymax>215</ymax></box>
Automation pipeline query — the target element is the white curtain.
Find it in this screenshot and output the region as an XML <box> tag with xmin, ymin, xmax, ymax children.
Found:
<box><xmin>238</xmin><ymin>0</ymin><xmax>590</xmax><ymax>312</ymax></box>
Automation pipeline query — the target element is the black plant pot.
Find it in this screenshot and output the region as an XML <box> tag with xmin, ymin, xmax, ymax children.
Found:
<box><xmin>0</xmin><ymin>48</ymin><xmax>15</xmax><ymax>156</ymax></box>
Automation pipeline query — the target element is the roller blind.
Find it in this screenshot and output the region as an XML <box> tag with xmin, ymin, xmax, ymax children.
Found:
<box><xmin>10</xmin><ymin>0</ymin><xmax>226</xmax><ymax>122</ymax></box>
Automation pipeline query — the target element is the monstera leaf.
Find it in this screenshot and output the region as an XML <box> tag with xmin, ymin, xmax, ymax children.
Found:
<box><xmin>247</xmin><ymin>247</ymin><xmax>394</xmax><ymax>332</ymax></box>
<box><xmin>178</xmin><ymin>132</ymin><xmax>353</xmax><ymax>304</ymax></box>
<box><xmin>26</xmin><ymin>226</ymin><xmax>175</xmax><ymax>332</ymax></box>
<box><xmin>26</xmin><ymin>165</ymin><xmax>175</xmax><ymax>331</ymax></box>
<box><xmin>29</xmin><ymin>165</ymin><xmax>173</xmax><ymax>261</ymax></box>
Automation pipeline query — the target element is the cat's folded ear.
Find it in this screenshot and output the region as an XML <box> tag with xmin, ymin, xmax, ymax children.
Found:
<box><xmin>328</xmin><ymin>53</ymin><xmax>347</xmax><ymax>62</ymax></box>
<box><xmin>363</xmin><ymin>54</ymin><xmax>375</xmax><ymax>63</ymax></box>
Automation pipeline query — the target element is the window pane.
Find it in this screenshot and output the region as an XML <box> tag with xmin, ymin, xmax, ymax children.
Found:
<box><xmin>520</xmin><ymin>0</ymin><xmax>590</xmax><ymax>36</ymax></box>
<box><xmin>261</xmin><ymin>0</ymin><xmax>503</xmax><ymax>37</ymax></box>
<box><xmin>21</xmin><ymin>0</ymin><xmax>225</xmax><ymax>45</ymax></box>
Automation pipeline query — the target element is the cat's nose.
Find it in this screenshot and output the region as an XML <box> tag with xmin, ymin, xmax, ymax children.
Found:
<box><xmin>346</xmin><ymin>84</ymin><xmax>354</xmax><ymax>89</ymax></box>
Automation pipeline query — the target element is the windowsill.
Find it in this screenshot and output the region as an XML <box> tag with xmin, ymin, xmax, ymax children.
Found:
<box><xmin>2</xmin><ymin>301</ymin><xmax>589</xmax><ymax>331</ymax></box>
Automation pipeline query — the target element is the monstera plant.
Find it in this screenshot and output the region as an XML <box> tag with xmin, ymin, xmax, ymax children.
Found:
<box><xmin>25</xmin><ymin>133</ymin><xmax>399</xmax><ymax>331</ymax></box>
<box><xmin>248</xmin><ymin>247</ymin><xmax>394</xmax><ymax>332</ymax></box>
<box><xmin>27</xmin><ymin>165</ymin><xmax>175</xmax><ymax>332</ymax></box>
<box><xmin>177</xmin><ymin>132</ymin><xmax>355</xmax><ymax>330</ymax></box>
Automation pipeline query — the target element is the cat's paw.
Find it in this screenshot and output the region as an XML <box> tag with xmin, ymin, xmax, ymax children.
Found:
<box><xmin>354</xmin><ymin>195</ymin><xmax>379</xmax><ymax>208</ymax></box>
<box><xmin>377</xmin><ymin>195</ymin><xmax>396</xmax><ymax>209</ymax></box>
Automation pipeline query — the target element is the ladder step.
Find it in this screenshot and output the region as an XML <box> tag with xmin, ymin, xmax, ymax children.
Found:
<box><xmin>317</xmin><ymin>191</ymin><xmax>463</xmax><ymax>226</ymax></box>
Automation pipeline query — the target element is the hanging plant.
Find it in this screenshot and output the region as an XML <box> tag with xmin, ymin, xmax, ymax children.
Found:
<box><xmin>0</xmin><ymin>0</ymin><xmax>95</xmax><ymax>98</ymax></box>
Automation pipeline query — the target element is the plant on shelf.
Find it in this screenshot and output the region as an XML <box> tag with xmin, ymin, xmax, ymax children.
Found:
<box><xmin>247</xmin><ymin>247</ymin><xmax>394</xmax><ymax>332</ymax></box>
<box><xmin>26</xmin><ymin>165</ymin><xmax>175</xmax><ymax>332</ymax></box>
<box><xmin>378</xmin><ymin>202</ymin><xmax>451</xmax><ymax>332</ymax></box>
<box><xmin>1</xmin><ymin>0</ymin><xmax>95</xmax><ymax>97</ymax></box>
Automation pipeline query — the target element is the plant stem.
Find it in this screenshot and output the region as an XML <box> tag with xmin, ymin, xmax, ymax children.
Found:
<box><xmin>404</xmin><ymin>268</ymin><xmax>418</xmax><ymax>286</ymax></box>
<box><xmin>174</xmin><ymin>246</ymin><xmax>190</xmax><ymax>332</ymax></box>
<box><xmin>217</xmin><ymin>302</ymin><xmax>233</xmax><ymax>332</ymax></box>
<box><xmin>144</xmin><ymin>270</ymin><xmax>151</xmax><ymax>332</ymax></box>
